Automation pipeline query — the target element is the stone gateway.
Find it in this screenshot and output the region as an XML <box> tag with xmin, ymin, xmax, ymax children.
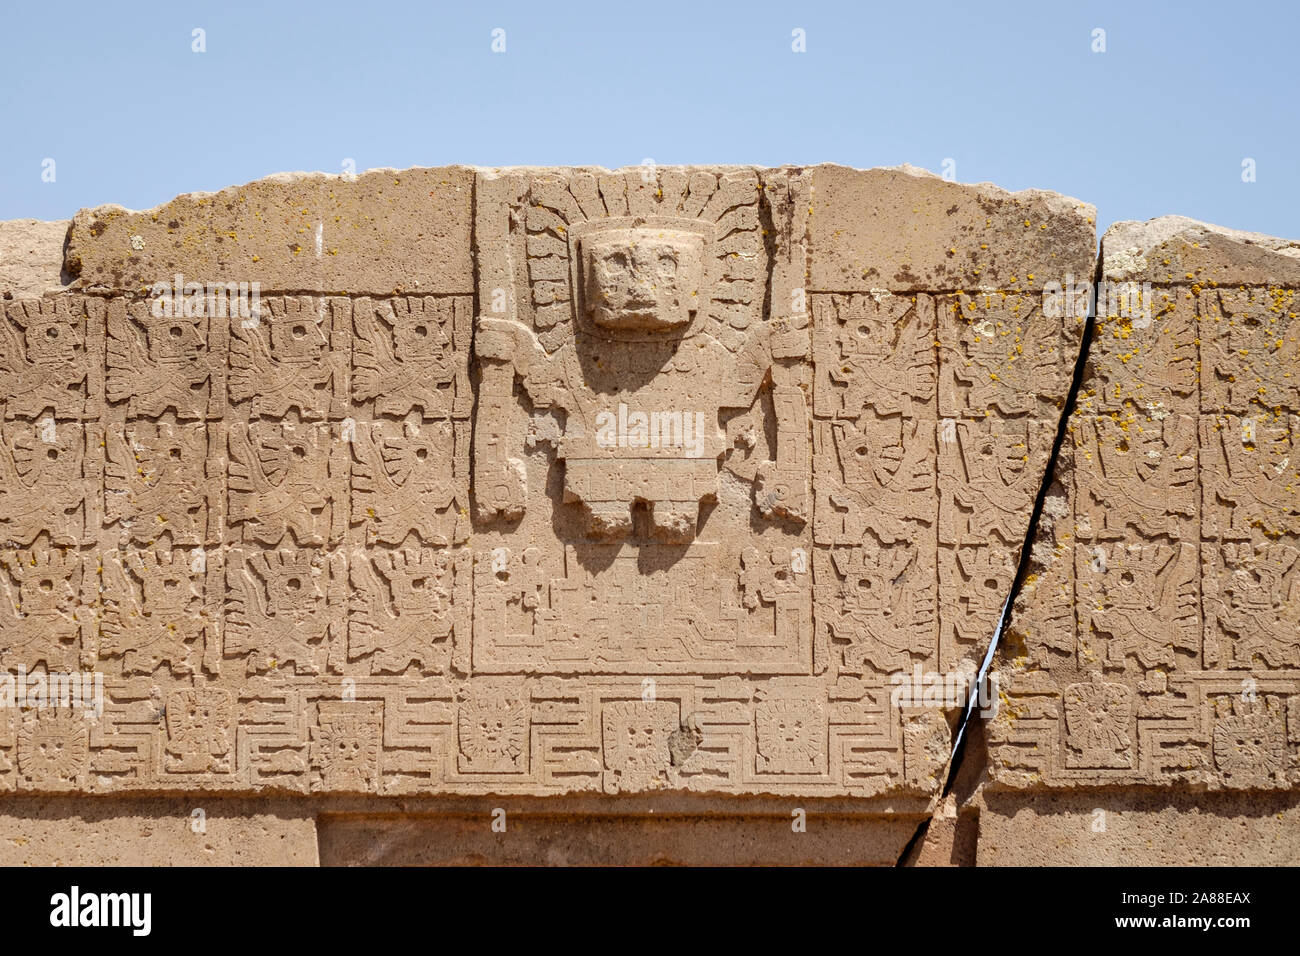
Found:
<box><xmin>0</xmin><ymin>165</ymin><xmax>1295</xmax><ymax>865</ymax></box>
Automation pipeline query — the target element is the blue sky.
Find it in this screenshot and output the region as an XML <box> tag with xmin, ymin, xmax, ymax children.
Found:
<box><xmin>1</xmin><ymin>0</ymin><xmax>1295</xmax><ymax>237</ymax></box>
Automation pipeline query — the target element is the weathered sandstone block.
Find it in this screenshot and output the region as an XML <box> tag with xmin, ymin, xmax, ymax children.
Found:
<box><xmin>64</xmin><ymin>167</ymin><xmax>475</xmax><ymax>297</ymax></box>
<box><xmin>0</xmin><ymin>164</ymin><xmax>1090</xmax><ymax>823</ymax></box>
<box><xmin>989</xmin><ymin>216</ymin><xmax>1300</xmax><ymax>795</ymax></box>
<box><xmin>808</xmin><ymin>164</ymin><xmax>1097</xmax><ymax>292</ymax></box>
<box><xmin>0</xmin><ymin>219</ymin><xmax>68</xmax><ymax>298</ymax></box>
<box><xmin>0</xmin><ymin>798</ymin><xmax>318</xmax><ymax>865</ymax></box>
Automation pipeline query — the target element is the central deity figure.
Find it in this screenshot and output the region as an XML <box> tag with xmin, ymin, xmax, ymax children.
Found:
<box><xmin>472</xmin><ymin>171</ymin><xmax>809</xmax><ymax>544</ymax></box>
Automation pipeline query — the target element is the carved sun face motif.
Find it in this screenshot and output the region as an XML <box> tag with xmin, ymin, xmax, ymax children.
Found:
<box><xmin>144</xmin><ymin>315</ymin><xmax>203</xmax><ymax>363</ymax></box>
<box><xmin>583</xmin><ymin>228</ymin><xmax>704</xmax><ymax>331</ymax></box>
<box><xmin>756</xmin><ymin>699</ymin><xmax>822</xmax><ymax>765</ymax></box>
<box><xmin>389</xmin><ymin>565</ymin><xmax>448</xmax><ymax>614</ymax></box>
<box><xmin>141</xmin><ymin>566</ymin><xmax>195</xmax><ymax>612</ymax></box>
<box><xmin>18</xmin><ymin>561</ymin><xmax>76</xmax><ymax>613</ymax></box>
<box><xmin>24</xmin><ymin>316</ymin><xmax>82</xmax><ymax>365</ymax></box>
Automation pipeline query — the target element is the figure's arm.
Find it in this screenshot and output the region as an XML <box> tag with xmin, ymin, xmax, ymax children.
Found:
<box><xmin>472</xmin><ymin>318</ymin><xmax>558</xmax><ymax>521</ymax></box>
<box><xmin>752</xmin><ymin>320</ymin><xmax>810</xmax><ymax>524</ymax></box>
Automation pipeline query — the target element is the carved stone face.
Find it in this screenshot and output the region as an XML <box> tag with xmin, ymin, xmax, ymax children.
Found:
<box><xmin>144</xmin><ymin>315</ymin><xmax>203</xmax><ymax>364</ymax></box>
<box><xmin>583</xmin><ymin>228</ymin><xmax>703</xmax><ymax>331</ymax></box>
<box><xmin>140</xmin><ymin>563</ymin><xmax>194</xmax><ymax>612</ymax></box>
<box><xmin>390</xmin><ymin>311</ymin><xmax>449</xmax><ymax>360</ymax></box>
<box><xmin>24</xmin><ymin>316</ymin><xmax>81</xmax><ymax>365</ymax></box>
<box><xmin>266</xmin><ymin>560</ymin><xmax>323</xmax><ymax>619</ymax></box>
<box><xmin>268</xmin><ymin>314</ymin><xmax>326</xmax><ymax>363</ymax></box>
<box><xmin>387</xmin><ymin>558</ymin><xmax>448</xmax><ymax>614</ymax></box>
<box><xmin>19</xmin><ymin>566</ymin><xmax>75</xmax><ymax>613</ymax></box>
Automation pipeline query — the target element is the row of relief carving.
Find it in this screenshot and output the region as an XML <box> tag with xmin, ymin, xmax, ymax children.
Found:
<box><xmin>0</xmin><ymin>416</ymin><xmax>467</xmax><ymax>549</ymax></box>
<box><xmin>0</xmin><ymin>543</ymin><xmax>822</xmax><ymax>679</ymax></box>
<box><xmin>0</xmin><ymin>294</ymin><xmax>472</xmax><ymax>422</ymax></box>
<box><xmin>0</xmin><ymin>674</ymin><xmax>949</xmax><ymax>795</ymax></box>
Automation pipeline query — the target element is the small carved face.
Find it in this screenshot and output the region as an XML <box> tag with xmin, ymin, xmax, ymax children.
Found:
<box><xmin>391</xmin><ymin>313</ymin><xmax>449</xmax><ymax>360</ymax></box>
<box><xmin>380</xmin><ymin>427</ymin><xmax>453</xmax><ymax>495</ymax></box>
<box><xmin>1106</xmin><ymin>567</ymin><xmax>1151</xmax><ymax>611</ymax></box>
<box><xmin>268</xmin><ymin>315</ymin><xmax>326</xmax><ymax>362</ymax></box>
<box><xmin>389</xmin><ymin>564</ymin><xmax>448</xmax><ymax>614</ymax></box>
<box><xmin>141</xmin><ymin>565</ymin><xmax>194</xmax><ymax>612</ymax></box>
<box><xmin>19</xmin><ymin>569</ymin><xmax>75</xmax><ymax>613</ymax></box>
<box><xmin>583</xmin><ymin>228</ymin><xmax>703</xmax><ymax>331</ymax></box>
<box><xmin>756</xmin><ymin>700</ymin><xmax>821</xmax><ymax>764</ymax></box>
<box><xmin>22</xmin><ymin>315</ymin><xmax>82</xmax><ymax>365</ymax></box>
<box><xmin>266</xmin><ymin>564</ymin><xmax>322</xmax><ymax>618</ymax></box>
<box><xmin>771</xmin><ymin>714</ymin><xmax>805</xmax><ymax>746</ymax></box>
<box><xmin>144</xmin><ymin>315</ymin><xmax>203</xmax><ymax>363</ymax></box>
<box><xmin>1230</xmin><ymin>561</ymin><xmax>1285</xmax><ymax>612</ymax></box>
<box><xmin>844</xmin><ymin>314</ymin><xmax>889</xmax><ymax>358</ymax></box>
<box><xmin>847</xmin><ymin>573</ymin><xmax>889</xmax><ymax>616</ymax></box>
<box><xmin>983</xmin><ymin>431</ymin><xmax>1027</xmax><ymax>483</ymax></box>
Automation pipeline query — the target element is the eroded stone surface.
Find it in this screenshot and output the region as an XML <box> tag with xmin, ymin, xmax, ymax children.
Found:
<box><xmin>808</xmin><ymin>164</ymin><xmax>1097</xmax><ymax>293</ymax></box>
<box><xmin>65</xmin><ymin>167</ymin><xmax>475</xmax><ymax>297</ymax></box>
<box><xmin>976</xmin><ymin>789</ymin><xmax>1300</xmax><ymax>866</ymax></box>
<box><xmin>317</xmin><ymin>807</ymin><xmax>920</xmax><ymax>866</ymax></box>
<box><xmin>0</xmin><ymin>219</ymin><xmax>67</xmax><ymax>298</ymax></box>
<box><xmin>0</xmin><ymin>798</ymin><xmax>318</xmax><ymax>865</ymax></box>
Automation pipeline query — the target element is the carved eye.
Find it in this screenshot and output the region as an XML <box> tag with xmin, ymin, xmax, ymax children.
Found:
<box><xmin>169</xmin><ymin>447</ymin><xmax>182</xmax><ymax>460</ymax></box>
<box><xmin>415</xmin><ymin>447</ymin><xmax>428</xmax><ymax>461</ymax></box>
<box><xmin>607</xmin><ymin>251</ymin><xmax>629</xmax><ymax>270</ymax></box>
<box><xmin>984</xmin><ymin>578</ymin><xmax>1000</xmax><ymax>590</ymax></box>
<box><xmin>855</xmin><ymin>445</ymin><xmax>869</xmax><ymax>457</ymax></box>
<box><xmin>286</xmin><ymin>577</ymin><xmax>302</xmax><ymax>591</ymax></box>
<box><xmin>657</xmin><ymin>253</ymin><xmax>677</xmax><ymax>277</ymax></box>
<box><xmin>292</xmin><ymin>445</ymin><xmax>307</xmax><ymax>459</ymax></box>
<box><xmin>292</xmin><ymin>324</ymin><xmax>307</xmax><ymax>339</ymax></box>
<box><xmin>164</xmin><ymin>579</ymin><xmax>178</xmax><ymax>590</ymax></box>
<box><xmin>414</xmin><ymin>325</ymin><xmax>428</xmax><ymax>338</ymax></box>
<box><xmin>855</xmin><ymin>323</ymin><xmax>872</xmax><ymax>338</ymax></box>
<box><xmin>857</xmin><ymin>578</ymin><xmax>873</xmax><ymax>591</ymax></box>
<box><xmin>169</xmin><ymin>326</ymin><xmax>184</xmax><ymax>339</ymax></box>
<box><xmin>46</xmin><ymin>449</ymin><xmax>58</xmax><ymax>461</ymax></box>
<box><xmin>412</xmin><ymin>577</ymin><xmax>427</xmax><ymax>590</ymax></box>
<box><xmin>45</xmin><ymin>327</ymin><xmax>59</xmax><ymax>339</ymax></box>
<box><xmin>39</xmin><ymin>579</ymin><xmax>53</xmax><ymax>592</ymax></box>
<box><xmin>1120</xmin><ymin>571</ymin><xmax>1135</xmax><ymax>586</ymax></box>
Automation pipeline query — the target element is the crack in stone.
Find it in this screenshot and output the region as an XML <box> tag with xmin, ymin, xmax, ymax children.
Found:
<box><xmin>934</xmin><ymin>248</ymin><xmax>1103</xmax><ymax>810</ymax></box>
<box><xmin>897</xmin><ymin>260</ymin><xmax>1103</xmax><ymax>867</ymax></box>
